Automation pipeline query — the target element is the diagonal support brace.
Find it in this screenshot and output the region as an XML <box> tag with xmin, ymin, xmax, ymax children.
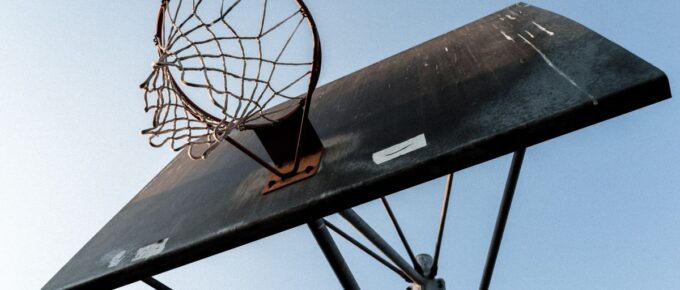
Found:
<box><xmin>142</xmin><ymin>277</ymin><xmax>172</xmax><ymax>290</ymax></box>
<box><xmin>340</xmin><ymin>209</ymin><xmax>427</xmax><ymax>285</ymax></box>
<box><xmin>479</xmin><ymin>149</ymin><xmax>526</xmax><ymax>290</ymax></box>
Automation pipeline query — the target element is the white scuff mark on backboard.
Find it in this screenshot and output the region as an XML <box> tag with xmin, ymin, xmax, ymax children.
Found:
<box><xmin>517</xmin><ymin>34</ymin><xmax>598</xmax><ymax>105</ymax></box>
<box><xmin>132</xmin><ymin>238</ymin><xmax>169</xmax><ymax>262</ymax></box>
<box><xmin>373</xmin><ymin>134</ymin><xmax>427</xmax><ymax>165</ymax></box>
<box><xmin>525</xmin><ymin>30</ymin><xmax>535</xmax><ymax>38</ymax></box>
<box><xmin>216</xmin><ymin>221</ymin><xmax>246</xmax><ymax>235</ymax></box>
<box><xmin>464</xmin><ymin>44</ymin><xmax>480</xmax><ymax>67</ymax></box>
<box><xmin>107</xmin><ymin>250</ymin><xmax>126</xmax><ymax>268</ymax></box>
<box><xmin>532</xmin><ymin>21</ymin><xmax>555</xmax><ymax>36</ymax></box>
<box><xmin>501</xmin><ymin>31</ymin><xmax>515</xmax><ymax>42</ymax></box>
<box><xmin>506</xmin><ymin>15</ymin><xmax>516</xmax><ymax>20</ymax></box>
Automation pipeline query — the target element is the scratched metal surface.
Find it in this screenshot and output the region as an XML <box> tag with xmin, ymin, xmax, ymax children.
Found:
<box><xmin>45</xmin><ymin>3</ymin><xmax>670</xmax><ymax>289</ymax></box>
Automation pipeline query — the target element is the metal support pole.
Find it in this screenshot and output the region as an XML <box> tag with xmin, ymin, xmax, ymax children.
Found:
<box><xmin>308</xmin><ymin>219</ymin><xmax>360</xmax><ymax>290</ymax></box>
<box><xmin>479</xmin><ymin>149</ymin><xmax>526</xmax><ymax>290</ymax></box>
<box><xmin>324</xmin><ymin>219</ymin><xmax>412</xmax><ymax>282</ymax></box>
<box><xmin>431</xmin><ymin>173</ymin><xmax>454</xmax><ymax>278</ymax></box>
<box><xmin>340</xmin><ymin>209</ymin><xmax>427</xmax><ymax>285</ymax></box>
<box><xmin>381</xmin><ymin>197</ymin><xmax>421</xmax><ymax>274</ymax></box>
<box><xmin>142</xmin><ymin>277</ymin><xmax>172</xmax><ymax>290</ymax></box>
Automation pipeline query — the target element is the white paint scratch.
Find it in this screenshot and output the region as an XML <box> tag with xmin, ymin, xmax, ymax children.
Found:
<box><xmin>108</xmin><ymin>251</ymin><xmax>126</xmax><ymax>268</ymax></box>
<box><xmin>506</xmin><ymin>15</ymin><xmax>517</xmax><ymax>20</ymax></box>
<box><xmin>464</xmin><ymin>44</ymin><xmax>480</xmax><ymax>67</ymax></box>
<box><xmin>517</xmin><ymin>34</ymin><xmax>597</xmax><ymax>105</ymax></box>
<box><xmin>215</xmin><ymin>221</ymin><xmax>247</xmax><ymax>235</ymax></box>
<box><xmin>373</xmin><ymin>134</ymin><xmax>427</xmax><ymax>165</ymax></box>
<box><xmin>444</xmin><ymin>46</ymin><xmax>449</xmax><ymax>52</ymax></box>
<box><xmin>532</xmin><ymin>21</ymin><xmax>555</xmax><ymax>36</ymax></box>
<box><xmin>501</xmin><ymin>31</ymin><xmax>515</xmax><ymax>42</ymax></box>
<box><xmin>525</xmin><ymin>30</ymin><xmax>535</xmax><ymax>38</ymax></box>
<box><xmin>132</xmin><ymin>238</ymin><xmax>169</xmax><ymax>262</ymax></box>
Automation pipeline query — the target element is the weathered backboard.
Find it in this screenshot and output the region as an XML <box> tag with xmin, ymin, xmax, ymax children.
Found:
<box><xmin>45</xmin><ymin>3</ymin><xmax>670</xmax><ymax>289</ymax></box>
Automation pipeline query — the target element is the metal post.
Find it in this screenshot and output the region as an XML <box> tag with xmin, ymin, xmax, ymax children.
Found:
<box><xmin>381</xmin><ymin>197</ymin><xmax>421</xmax><ymax>274</ymax></box>
<box><xmin>308</xmin><ymin>219</ymin><xmax>360</xmax><ymax>290</ymax></box>
<box><xmin>431</xmin><ymin>173</ymin><xmax>454</xmax><ymax>277</ymax></box>
<box><xmin>324</xmin><ymin>219</ymin><xmax>412</xmax><ymax>282</ymax></box>
<box><xmin>340</xmin><ymin>209</ymin><xmax>427</xmax><ymax>285</ymax></box>
<box><xmin>479</xmin><ymin>149</ymin><xmax>526</xmax><ymax>290</ymax></box>
<box><xmin>142</xmin><ymin>277</ymin><xmax>172</xmax><ymax>290</ymax></box>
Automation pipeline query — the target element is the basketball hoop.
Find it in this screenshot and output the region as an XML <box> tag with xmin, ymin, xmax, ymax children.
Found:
<box><xmin>139</xmin><ymin>0</ymin><xmax>323</xmax><ymax>190</ymax></box>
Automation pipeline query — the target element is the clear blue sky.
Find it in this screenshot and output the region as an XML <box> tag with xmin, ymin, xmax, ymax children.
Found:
<box><xmin>0</xmin><ymin>1</ymin><xmax>678</xmax><ymax>289</ymax></box>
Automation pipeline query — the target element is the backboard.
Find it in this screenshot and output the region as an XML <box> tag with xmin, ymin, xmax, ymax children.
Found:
<box><xmin>45</xmin><ymin>3</ymin><xmax>670</xmax><ymax>289</ymax></box>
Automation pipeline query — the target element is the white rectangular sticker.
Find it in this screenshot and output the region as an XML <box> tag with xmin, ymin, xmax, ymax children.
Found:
<box><xmin>372</xmin><ymin>134</ymin><xmax>427</xmax><ymax>165</ymax></box>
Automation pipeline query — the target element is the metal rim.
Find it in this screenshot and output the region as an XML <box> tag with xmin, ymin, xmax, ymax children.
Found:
<box><xmin>153</xmin><ymin>0</ymin><xmax>322</xmax><ymax>131</ymax></box>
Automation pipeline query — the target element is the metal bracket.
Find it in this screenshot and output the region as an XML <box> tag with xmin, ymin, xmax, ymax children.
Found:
<box><xmin>263</xmin><ymin>149</ymin><xmax>322</xmax><ymax>194</ymax></box>
<box><xmin>256</xmin><ymin>106</ymin><xmax>324</xmax><ymax>194</ymax></box>
<box><xmin>408</xmin><ymin>279</ymin><xmax>446</xmax><ymax>290</ymax></box>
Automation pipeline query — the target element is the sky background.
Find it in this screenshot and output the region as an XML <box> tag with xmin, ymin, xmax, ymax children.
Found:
<box><xmin>0</xmin><ymin>1</ymin><xmax>678</xmax><ymax>289</ymax></box>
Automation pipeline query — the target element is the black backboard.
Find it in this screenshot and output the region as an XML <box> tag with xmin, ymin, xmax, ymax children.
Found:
<box><xmin>45</xmin><ymin>3</ymin><xmax>671</xmax><ymax>289</ymax></box>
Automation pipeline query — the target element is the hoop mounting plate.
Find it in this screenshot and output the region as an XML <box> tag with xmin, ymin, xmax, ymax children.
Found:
<box><xmin>263</xmin><ymin>149</ymin><xmax>323</xmax><ymax>194</ymax></box>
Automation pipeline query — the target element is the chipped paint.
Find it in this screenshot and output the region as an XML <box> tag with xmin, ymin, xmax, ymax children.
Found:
<box><xmin>107</xmin><ymin>251</ymin><xmax>126</xmax><ymax>268</ymax></box>
<box><xmin>216</xmin><ymin>221</ymin><xmax>247</xmax><ymax>235</ymax></box>
<box><xmin>518</xmin><ymin>34</ymin><xmax>598</xmax><ymax>105</ymax></box>
<box><xmin>501</xmin><ymin>31</ymin><xmax>515</xmax><ymax>42</ymax></box>
<box><xmin>506</xmin><ymin>15</ymin><xmax>516</xmax><ymax>20</ymax></box>
<box><xmin>525</xmin><ymin>30</ymin><xmax>535</xmax><ymax>38</ymax></box>
<box><xmin>373</xmin><ymin>134</ymin><xmax>427</xmax><ymax>165</ymax></box>
<box><xmin>132</xmin><ymin>238</ymin><xmax>169</xmax><ymax>262</ymax></box>
<box><xmin>463</xmin><ymin>41</ymin><xmax>480</xmax><ymax>68</ymax></box>
<box><xmin>532</xmin><ymin>21</ymin><xmax>555</xmax><ymax>36</ymax></box>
